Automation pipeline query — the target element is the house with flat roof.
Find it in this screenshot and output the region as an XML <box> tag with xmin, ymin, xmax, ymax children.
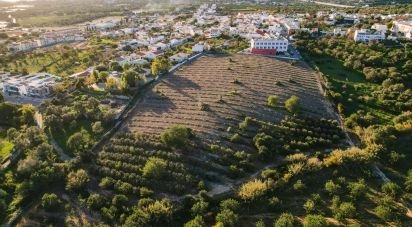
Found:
<box><xmin>170</xmin><ymin>53</ymin><xmax>189</xmax><ymax>63</ymax></box>
<box><xmin>251</xmin><ymin>33</ymin><xmax>289</xmax><ymax>55</ymax></box>
<box><xmin>354</xmin><ymin>29</ymin><xmax>385</xmax><ymax>42</ymax></box>
<box><xmin>1</xmin><ymin>73</ymin><xmax>61</xmax><ymax>98</ymax></box>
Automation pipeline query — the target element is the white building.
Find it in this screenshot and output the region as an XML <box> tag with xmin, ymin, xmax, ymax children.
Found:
<box><xmin>150</xmin><ymin>35</ymin><xmax>165</xmax><ymax>44</ymax></box>
<box><xmin>251</xmin><ymin>34</ymin><xmax>288</xmax><ymax>55</ymax></box>
<box><xmin>406</xmin><ymin>31</ymin><xmax>412</xmax><ymax>40</ymax></box>
<box><xmin>7</xmin><ymin>28</ymin><xmax>85</xmax><ymax>53</ymax></box>
<box><xmin>333</xmin><ymin>28</ymin><xmax>347</xmax><ymax>36</ymax></box>
<box><xmin>205</xmin><ymin>29</ymin><xmax>221</xmax><ymax>39</ymax></box>
<box><xmin>2</xmin><ymin>73</ymin><xmax>60</xmax><ymax>98</ymax></box>
<box><xmin>279</xmin><ymin>18</ymin><xmax>300</xmax><ymax>34</ymax></box>
<box><xmin>192</xmin><ymin>43</ymin><xmax>205</xmax><ymax>53</ymax></box>
<box><xmin>391</xmin><ymin>21</ymin><xmax>412</xmax><ymax>34</ymax></box>
<box><xmin>142</xmin><ymin>51</ymin><xmax>163</xmax><ymax>60</ymax></box>
<box><xmin>170</xmin><ymin>53</ymin><xmax>189</xmax><ymax>63</ymax></box>
<box><xmin>354</xmin><ymin>29</ymin><xmax>385</xmax><ymax>42</ymax></box>
<box><xmin>86</xmin><ymin>21</ymin><xmax>118</xmax><ymax>31</ymax></box>
<box><xmin>268</xmin><ymin>24</ymin><xmax>283</xmax><ymax>34</ymax></box>
<box><xmin>0</xmin><ymin>72</ymin><xmax>11</xmax><ymax>93</ymax></box>
<box><xmin>7</xmin><ymin>40</ymin><xmax>38</xmax><ymax>52</ymax></box>
<box><xmin>371</xmin><ymin>24</ymin><xmax>388</xmax><ymax>33</ymax></box>
<box><xmin>170</xmin><ymin>37</ymin><xmax>189</xmax><ymax>48</ymax></box>
<box><xmin>115</xmin><ymin>54</ymin><xmax>148</xmax><ymax>66</ymax></box>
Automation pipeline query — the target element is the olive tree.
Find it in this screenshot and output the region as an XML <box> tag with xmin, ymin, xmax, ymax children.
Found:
<box><xmin>285</xmin><ymin>96</ymin><xmax>300</xmax><ymax>114</ymax></box>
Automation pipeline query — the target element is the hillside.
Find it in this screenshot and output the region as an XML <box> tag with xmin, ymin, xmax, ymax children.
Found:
<box><xmin>91</xmin><ymin>54</ymin><xmax>346</xmax><ymax>208</ymax></box>
<box><xmin>122</xmin><ymin>54</ymin><xmax>335</xmax><ymax>138</ymax></box>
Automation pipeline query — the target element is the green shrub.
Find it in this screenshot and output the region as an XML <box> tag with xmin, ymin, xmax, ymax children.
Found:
<box><xmin>87</xmin><ymin>193</ymin><xmax>106</xmax><ymax>210</ymax></box>
<box><xmin>374</xmin><ymin>205</ymin><xmax>392</xmax><ymax>220</ymax></box>
<box><xmin>381</xmin><ymin>182</ymin><xmax>401</xmax><ymax>198</ymax></box>
<box><xmin>304</xmin><ymin>199</ymin><xmax>315</xmax><ymax>213</ymax></box>
<box><xmin>220</xmin><ymin>199</ymin><xmax>240</xmax><ymax>212</ymax></box>
<box><xmin>142</xmin><ymin>157</ymin><xmax>167</xmax><ymax>179</ymax></box>
<box><xmin>268</xmin><ymin>95</ymin><xmax>279</xmax><ymax>108</ymax></box>
<box><xmin>41</xmin><ymin>193</ymin><xmax>61</xmax><ymax>211</ymax></box>
<box><xmin>161</xmin><ymin>125</ymin><xmax>193</xmax><ymax>149</ymax></box>
<box><xmin>274</xmin><ymin>213</ymin><xmax>295</xmax><ymax>227</ymax></box>
<box><xmin>216</xmin><ymin>209</ymin><xmax>238</xmax><ymax>227</ymax></box>
<box><xmin>231</xmin><ymin>133</ymin><xmax>241</xmax><ymax>143</ymax></box>
<box><xmin>285</xmin><ymin>96</ymin><xmax>300</xmax><ymax>113</ymax></box>
<box><xmin>293</xmin><ymin>180</ymin><xmax>306</xmax><ymax>192</ymax></box>
<box><xmin>324</xmin><ymin>180</ymin><xmax>341</xmax><ymax>195</ymax></box>
<box><xmin>185</xmin><ymin>215</ymin><xmax>205</xmax><ymax>227</ymax></box>
<box><xmin>303</xmin><ymin>214</ymin><xmax>327</xmax><ymax>227</ymax></box>
<box><xmin>348</xmin><ymin>179</ymin><xmax>367</xmax><ymax>199</ymax></box>
<box><xmin>338</xmin><ymin>202</ymin><xmax>356</xmax><ymax>219</ymax></box>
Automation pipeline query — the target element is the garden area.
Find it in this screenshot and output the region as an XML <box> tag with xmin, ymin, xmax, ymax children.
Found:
<box><xmin>304</xmin><ymin>54</ymin><xmax>395</xmax><ymax>123</ymax></box>
<box><xmin>297</xmin><ymin>36</ymin><xmax>412</xmax><ymax>128</ymax></box>
<box><xmin>40</xmin><ymin>88</ymin><xmax>119</xmax><ymax>157</ymax></box>
<box><xmin>0</xmin><ymin>45</ymin><xmax>107</xmax><ymax>77</ymax></box>
<box><xmin>0</xmin><ymin>139</ymin><xmax>13</xmax><ymax>162</ymax></box>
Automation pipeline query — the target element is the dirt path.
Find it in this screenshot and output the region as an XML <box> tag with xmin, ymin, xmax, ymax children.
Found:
<box><xmin>208</xmin><ymin>158</ymin><xmax>283</xmax><ymax>198</ymax></box>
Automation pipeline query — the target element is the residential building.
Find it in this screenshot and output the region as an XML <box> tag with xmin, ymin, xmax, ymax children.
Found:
<box><xmin>192</xmin><ymin>43</ymin><xmax>205</xmax><ymax>53</ymax></box>
<box><xmin>115</xmin><ymin>54</ymin><xmax>149</xmax><ymax>66</ymax></box>
<box><xmin>333</xmin><ymin>28</ymin><xmax>347</xmax><ymax>36</ymax></box>
<box><xmin>371</xmin><ymin>23</ymin><xmax>388</xmax><ymax>33</ymax></box>
<box><xmin>170</xmin><ymin>53</ymin><xmax>189</xmax><ymax>63</ymax></box>
<box><xmin>205</xmin><ymin>29</ymin><xmax>221</xmax><ymax>39</ymax></box>
<box><xmin>354</xmin><ymin>29</ymin><xmax>385</xmax><ymax>42</ymax></box>
<box><xmin>142</xmin><ymin>51</ymin><xmax>163</xmax><ymax>60</ymax></box>
<box><xmin>278</xmin><ymin>18</ymin><xmax>300</xmax><ymax>34</ymax></box>
<box><xmin>170</xmin><ymin>37</ymin><xmax>189</xmax><ymax>48</ymax></box>
<box><xmin>7</xmin><ymin>28</ymin><xmax>85</xmax><ymax>53</ymax></box>
<box><xmin>86</xmin><ymin>21</ymin><xmax>118</xmax><ymax>31</ymax></box>
<box><xmin>391</xmin><ymin>21</ymin><xmax>412</xmax><ymax>34</ymax></box>
<box><xmin>1</xmin><ymin>73</ymin><xmax>60</xmax><ymax>98</ymax></box>
<box><xmin>406</xmin><ymin>31</ymin><xmax>412</xmax><ymax>40</ymax></box>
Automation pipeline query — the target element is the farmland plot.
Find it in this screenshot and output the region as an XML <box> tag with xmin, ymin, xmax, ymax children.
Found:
<box><xmin>122</xmin><ymin>54</ymin><xmax>334</xmax><ymax>139</ymax></box>
<box><xmin>93</xmin><ymin>54</ymin><xmax>345</xmax><ymax>204</ymax></box>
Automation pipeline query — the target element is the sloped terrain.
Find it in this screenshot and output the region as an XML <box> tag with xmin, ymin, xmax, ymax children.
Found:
<box><xmin>122</xmin><ymin>54</ymin><xmax>334</xmax><ymax>139</ymax></box>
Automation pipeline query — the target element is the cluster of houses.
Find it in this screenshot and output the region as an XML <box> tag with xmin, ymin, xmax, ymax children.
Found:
<box><xmin>0</xmin><ymin>72</ymin><xmax>61</xmax><ymax>98</ymax></box>
<box><xmin>342</xmin><ymin>20</ymin><xmax>412</xmax><ymax>42</ymax></box>
<box><xmin>2</xmin><ymin>3</ymin><xmax>412</xmax><ymax>100</ymax></box>
<box><xmin>85</xmin><ymin>4</ymin><xmax>300</xmax><ymax>61</ymax></box>
<box><xmin>303</xmin><ymin>10</ymin><xmax>412</xmax><ymax>42</ymax></box>
<box><xmin>7</xmin><ymin>28</ymin><xmax>85</xmax><ymax>52</ymax></box>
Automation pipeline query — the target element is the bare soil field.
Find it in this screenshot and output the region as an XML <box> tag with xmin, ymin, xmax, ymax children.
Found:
<box><xmin>122</xmin><ymin>54</ymin><xmax>334</xmax><ymax>139</ymax></box>
<box><xmin>94</xmin><ymin>54</ymin><xmax>345</xmax><ymax>199</ymax></box>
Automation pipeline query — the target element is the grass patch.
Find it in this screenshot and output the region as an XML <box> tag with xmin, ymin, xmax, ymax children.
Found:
<box><xmin>0</xmin><ymin>140</ymin><xmax>14</xmax><ymax>160</ymax></box>
<box><xmin>49</xmin><ymin>118</ymin><xmax>112</xmax><ymax>156</ymax></box>
<box><xmin>1</xmin><ymin>47</ymin><xmax>105</xmax><ymax>77</ymax></box>
<box><xmin>305</xmin><ymin>54</ymin><xmax>395</xmax><ymax>124</ymax></box>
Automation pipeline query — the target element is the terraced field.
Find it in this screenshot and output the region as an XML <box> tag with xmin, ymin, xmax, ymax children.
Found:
<box><xmin>94</xmin><ymin>54</ymin><xmax>345</xmax><ymax>200</ymax></box>
<box><xmin>122</xmin><ymin>54</ymin><xmax>334</xmax><ymax>139</ymax></box>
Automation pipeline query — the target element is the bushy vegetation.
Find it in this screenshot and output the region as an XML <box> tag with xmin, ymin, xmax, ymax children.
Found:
<box><xmin>40</xmin><ymin>88</ymin><xmax>116</xmax><ymax>156</ymax></box>
<box><xmin>296</xmin><ymin>32</ymin><xmax>412</xmax><ymax>226</ymax></box>
<box><xmin>297</xmin><ymin>36</ymin><xmax>412</xmax><ymax>126</ymax></box>
<box><xmin>0</xmin><ymin>126</ymin><xmax>63</xmax><ymax>223</ymax></box>
<box><xmin>0</xmin><ymin>46</ymin><xmax>107</xmax><ymax>77</ymax></box>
